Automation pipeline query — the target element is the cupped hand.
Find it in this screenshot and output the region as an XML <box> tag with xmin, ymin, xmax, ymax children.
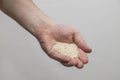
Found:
<box><xmin>36</xmin><ymin>24</ymin><xmax>92</xmax><ymax>69</ymax></box>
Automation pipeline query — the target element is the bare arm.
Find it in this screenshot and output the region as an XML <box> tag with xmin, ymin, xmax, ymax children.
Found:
<box><xmin>0</xmin><ymin>0</ymin><xmax>91</xmax><ymax>69</ymax></box>
<box><xmin>0</xmin><ymin>0</ymin><xmax>55</xmax><ymax>36</ymax></box>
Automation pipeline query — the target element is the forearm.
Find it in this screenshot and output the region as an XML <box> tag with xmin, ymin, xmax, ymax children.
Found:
<box><xmin>1</xmin><ymin>0</ymin><xmax>55</xmax><ymax>36</ymax></box>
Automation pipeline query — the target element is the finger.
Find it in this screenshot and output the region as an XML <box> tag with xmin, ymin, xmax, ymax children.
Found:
<box><xmin>78</xmin><ymin>48</ymin><xmax>89</xmax><ymax>64</ymax></box>
<box><xmin>61</xmin><ymin>58</ymin><xmax>78</xmax><ymax>67</ymax></box>
<box><xmin>75</xmin><ymin>58</ymin><xmax>84</xmax><ymax>69</ymax></box>
<box><xmin>67</xmin><ymin>58</ymin><xmax>78</xmax><ymax>66</ymax></box>
<box><xmin>73</xmin><ymin>32</ymin><xmax>92</xmax><ymax>53</ymax></box>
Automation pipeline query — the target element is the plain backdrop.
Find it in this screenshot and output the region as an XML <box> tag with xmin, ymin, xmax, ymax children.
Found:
<box><xmin>0</xmin><ymin>0</ymin><xmax>120</xmax><ymax>80</ymax></box>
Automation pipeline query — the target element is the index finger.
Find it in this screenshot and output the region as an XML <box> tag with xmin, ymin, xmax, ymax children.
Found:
<box><xmin>73</xmin><ymin>31</ymin><xmax>92</xmax><ymax>53</ymax></box>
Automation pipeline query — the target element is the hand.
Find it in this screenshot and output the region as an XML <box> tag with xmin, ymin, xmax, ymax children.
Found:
<box><xmin>0</xmin><ymin>0</ymin><xmax>91</xmax><ymax>69</ymax></box>
<box><xmin>36</xmin><ymin>24</ymin><xmax>92</xmax><ymax>69</ymax></box>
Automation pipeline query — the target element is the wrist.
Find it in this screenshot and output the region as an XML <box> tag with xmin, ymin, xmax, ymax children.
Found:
<box><xmin>29</xmin><ymin>17</ymin><xmax>56</xmax><ymax>39</ymax></box>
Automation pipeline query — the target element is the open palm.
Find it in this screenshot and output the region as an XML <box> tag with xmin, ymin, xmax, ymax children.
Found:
<box><xmin>36</xmin><ymin>24</ymin><xmax>92</xmax><ymax>69</ymax></box>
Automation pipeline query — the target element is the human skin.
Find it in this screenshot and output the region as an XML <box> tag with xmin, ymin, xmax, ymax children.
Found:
<box><xmin>0</xmin><ymin>0</ymin><xmax>92</xmax><ymax>69</ymax></box>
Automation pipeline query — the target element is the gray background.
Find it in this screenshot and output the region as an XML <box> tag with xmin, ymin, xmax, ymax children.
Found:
<box><xmin>0</xmin><ymin>0</ymin><xmax>120</xmax><ymax>80</ymax></box>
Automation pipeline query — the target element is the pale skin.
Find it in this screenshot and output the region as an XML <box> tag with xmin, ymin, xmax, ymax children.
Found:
<box><xmin>0</xmin><ymin>0</ymin><xmax>92</xmax><ymax>69</ymax></box>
